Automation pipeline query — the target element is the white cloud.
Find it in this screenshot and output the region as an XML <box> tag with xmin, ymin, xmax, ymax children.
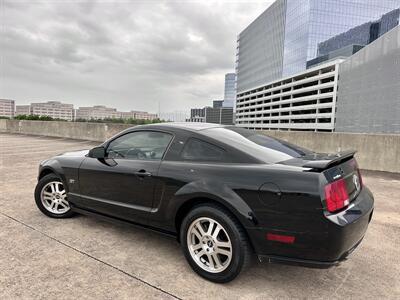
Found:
<box><xmin>0</xmin><ymin>0</ymin><xmax>273</xmax><ymax>113</ymax></box>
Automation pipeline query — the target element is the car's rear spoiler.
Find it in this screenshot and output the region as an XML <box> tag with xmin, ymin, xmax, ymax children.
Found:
<box><xmin>303</xmin><ymin>150</ymin><xmax>357</xmax><ymax>170</ymax></box>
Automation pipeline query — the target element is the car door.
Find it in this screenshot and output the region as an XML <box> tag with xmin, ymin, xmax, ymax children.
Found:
<box><xmin>77</xmin><ymin>130</ymin><xmax>173</xmax><ymax>224</ymax></box>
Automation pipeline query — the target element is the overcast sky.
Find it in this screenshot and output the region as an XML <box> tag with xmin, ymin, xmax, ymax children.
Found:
<box><xmin>1</xmin><ymin>0</ymin><xmax>273</xmax><ymax>114</ymax></box>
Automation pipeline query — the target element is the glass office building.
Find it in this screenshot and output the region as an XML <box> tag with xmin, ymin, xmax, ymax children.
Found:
<box><xmin>236</xmin><ymin>0</ymin><xmax>400</xmax><ymax>92</ymax></box>
<box><xmin>223</xmin><ymin>73</ymin><xmax>236</xmax><ymax>108</ymax></box>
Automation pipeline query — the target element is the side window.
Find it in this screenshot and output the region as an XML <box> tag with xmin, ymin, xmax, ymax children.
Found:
<box><xmin>106</xmin><ymin>131</ymin><xmax>172</xmax><ymax>160</ymax></box>
<box><xmin>181</xmin><ymin>138</ymin><xmax>225</xmax><ymax>162</ymax></box>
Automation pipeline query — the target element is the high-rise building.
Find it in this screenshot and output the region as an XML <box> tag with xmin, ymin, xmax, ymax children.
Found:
<box><xmin>236</xmin><ymin>0</ymin><xmax>400</xmax><ymax>93</ymax></box>
<box><xmin>76</xmin><ymin>106</ymin><xmax>158</xmax><ymax>121</ymax></box>
<box><xmin>76</xmin><ymin>105</ymin><xmax>120</xmax><ymax>120</ymax></box>
<box><xmin>121</xmin><ymin>111</ymin><xmax>158</xmax><ymax>120</ymax></box>
<box><xmin>158</xmin><ymin>111</ymin><xmax>189</xmax><ymax>122</ymax></box>
<box><xmin>15</xmin><ymin>105</ymin><xmax>31</xmax><ymax>116</ymax></box>
<box><xmin>236</xmin><ymin>25</ymin><xmax>400</xmax><ymax>134</ymax></box>
<box><xmin>30</xmin><ymin>101</ymin><xmax>74</xmax><ymax>121</ymax></box>
<box><xmin>188</xmin><ymin>108</ymin><xmax>206</xmax><ymax>123</ymax></box>
<box><xmin>213</xmin><ymin>100</ymin><xmax>224</xmax><ymax>108</ymax></box>
<box><xmin>335</xmin><ymin>26</ymin><xmax>400</xmax><ymax>134</ymax></box>
<box><xmin>187</xmin><ymin>106</ymin><xmax>234</xmax><ymax>125</ymax></box>
<box><xmin>307</xmin><ymin>8</ymin><xmax>400</xmax><ymax>68</ymax></box>
<box><xmin>0</xmin><ymin>99</ymin><xmax>15</xmax><ymax>118</ymax></box>
<box><xmin>222</xmin><ymin>73</ymin><xmax>236</xmax><ymax>108</ymax></box>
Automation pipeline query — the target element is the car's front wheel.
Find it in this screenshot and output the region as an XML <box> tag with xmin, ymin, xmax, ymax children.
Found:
<box><xmin>180</xmin><ymin>204</ymin><xmax>251</xmax><ymax>283</ymax></box>
<box><xmin>34</xmin><ymin>174</ymin><xmax>74</xmax><ymax>218</ymax></box>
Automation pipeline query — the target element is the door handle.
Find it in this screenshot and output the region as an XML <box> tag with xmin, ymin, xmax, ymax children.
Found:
<box><xmin>134</xmin><ymin>169</ymin><xmax>152</xmax><ymax>178</ymax></box>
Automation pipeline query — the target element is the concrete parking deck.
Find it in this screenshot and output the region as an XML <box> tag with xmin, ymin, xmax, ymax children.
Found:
<box><xmin>1</xmin><ymin>133</ymin><xmax>399</xmax><ymax>299</ymax></box>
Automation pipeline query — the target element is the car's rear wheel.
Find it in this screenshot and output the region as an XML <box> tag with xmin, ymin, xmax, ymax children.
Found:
<box><xmin>34</xmin><ymin>174</ymin><xmax>74</xmax><ymax>218</ymax></box>
<box><xmin>180</xmin><ymin>204</ymin><xmax>251</xmax><ymax>283</ymax></box>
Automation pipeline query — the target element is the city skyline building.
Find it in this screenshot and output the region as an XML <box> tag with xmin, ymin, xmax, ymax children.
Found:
<box><xmin>0</xmin><ymin>99</ymin><xmax>15</xmax><ymax>118</ymax></box>
<box><xmin>236</xmin><ymin>59</ymin><xmax>341</xmax><ymax>131</ymax></box>
<box><xmin>222</xmin><ymin>73</ymin><xmax>236</xmax><ymax>108</ymax></box>
<box><xmin>76</xmin><ymin>105</ymin><xmax>158</xmax><ymax>121</ymax></box>
<box><xmin>15</xmin><ymin>105</ymin><xmax>31</xmax><ymax>116</ymax></box>
<box><xmin>307</xmin><ymin>8</ymin><xmax>400</xmax><ymax>68</ymax></box>
<box><xmin>236</xmin><ymin>25</ymin><xmax>399</xmax><ymax>134</ymax></box>
<box><xmin>30</xmin><ymin>101</ymin><xmax>74</xmax><ymax>121</ymax></box>
<box><xmin>187</xmin><ymin>106</ymin><xmax>234</xmax><ymax>125</ymax></box>
<box><xmin>335</xmin><ymin>26</ymin><xmax>400</xmax><ymax>134</ymax></box>
<box><xmin>75</xmin><ymin>105</ymin><xmax>120</xmax><ymax>120</ymax></box>
<box><xmin>158</xmin><ymin>111</ymin><xmax>189</xmax><ymax>122</ymax></box>
<box><xmin>213</xmin><ymin>100</ymin><xmax>224</xmax><ymax>108</ymax></box>
<box><xmin>236</xmin><ymin>0</ymin><xmax>400</xmax><ymax>93</ymax></box>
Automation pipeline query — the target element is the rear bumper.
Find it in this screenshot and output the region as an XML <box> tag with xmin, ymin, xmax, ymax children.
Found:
<box><xmin>247</xmin><ymin>186</ymin><xmax>374</xmax><ymax>264</ymax></box>
<box><xmin>258</xmin><ymin>236</ymin><xmax>364</xmax><ymax>269</ymax></box>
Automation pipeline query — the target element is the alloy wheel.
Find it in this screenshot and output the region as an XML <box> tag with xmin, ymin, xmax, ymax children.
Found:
<box><xmin>187</xmin><ymin>217</ymin><xmax>233</xmax><ymax>273</ymax></box>
<box><xmin>40</xmin><ymin>181</ymin><xmax>70</xmax><ymax>214</ymax></box>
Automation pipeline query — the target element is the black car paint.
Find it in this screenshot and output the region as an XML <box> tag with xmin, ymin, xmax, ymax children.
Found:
<box><xmin>38</xmin><ymin>124</ymin><xmax>374</xmax><ymax>266</ymax></box>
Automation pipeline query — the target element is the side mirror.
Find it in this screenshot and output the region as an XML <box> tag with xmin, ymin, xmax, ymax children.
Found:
<box><xmin>88</xmin><ymin>146</ymin><xmax>106</xmax><ymax>159</ymax></box>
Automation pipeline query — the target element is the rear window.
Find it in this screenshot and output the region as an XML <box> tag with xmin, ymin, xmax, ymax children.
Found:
<box><xmin>203</xmin><ymin>127</ymin><xmax>313</xmax><ymax>163</ymax></box>
<box><xmin>181</xmin><ymin>138</ymin><xmax>225</xmax><ymax>162</ymax></box>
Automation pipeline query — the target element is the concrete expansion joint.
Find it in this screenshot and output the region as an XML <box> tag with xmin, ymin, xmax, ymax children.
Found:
<box><xmin>0</xmin><ymin>211</ymin><xmax>182</xmax><ymax>300</ymax></box>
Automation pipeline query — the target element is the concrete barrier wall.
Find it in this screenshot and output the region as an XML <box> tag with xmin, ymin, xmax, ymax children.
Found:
<box><xmin>263</xmin><ymin>130</ymin><xmax>400</xmax><ymax>173</ymax></box>
<box><xmin>0</xmin><ymin>119</ymin><xmax>132</xmax><ymax>142</ymax></box>
<box><xmin>1</xmin><ymin>119</ymin><xmax>399</xmax><ymax>173</ymax></box>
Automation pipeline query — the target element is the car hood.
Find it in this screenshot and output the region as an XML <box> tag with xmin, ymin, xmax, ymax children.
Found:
<box><xmin>57</xmin><ymin>149</ymin><xmax>89</xmax><ymax>157</ymax></box>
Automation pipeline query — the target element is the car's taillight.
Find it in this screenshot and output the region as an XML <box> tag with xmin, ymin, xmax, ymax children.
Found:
<box><xmin>357</xmin><ymin>168</ymin><xmax>363</xmax><ymax>188</ymax></box>
<box><xmin>324</xmin><ymin>178</ymin><xmax>350</xmax><ymax>213</ymax></box>
<box><xmin>350</xmin><ymin>158</ymin><xmax>363</xmax><ymax>188</ymax></box>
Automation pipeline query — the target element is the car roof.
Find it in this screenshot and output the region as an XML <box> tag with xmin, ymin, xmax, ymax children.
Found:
<box><xmin>133</xmin><ymin>122</ymin><xmax>230</xmax><ymax>132</ymax></box>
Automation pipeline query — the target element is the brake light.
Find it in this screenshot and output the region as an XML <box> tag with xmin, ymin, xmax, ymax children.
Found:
<box><xmin>324</xmin><ymin>178</ymin><xmax>349</xmax><ymax>213</ymax></box>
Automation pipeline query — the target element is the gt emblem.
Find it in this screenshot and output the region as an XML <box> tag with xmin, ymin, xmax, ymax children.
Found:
<box><xmin>353</xmin><ymin>175</ymin><xmax>360</xmax><ymax>192</ymax></box>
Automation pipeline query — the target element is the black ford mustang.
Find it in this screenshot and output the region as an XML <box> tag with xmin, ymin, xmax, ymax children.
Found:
<box><xmin>35</xmin><ymin>123</ymin><xmax>374</xmax><ymax>283</ymax></box>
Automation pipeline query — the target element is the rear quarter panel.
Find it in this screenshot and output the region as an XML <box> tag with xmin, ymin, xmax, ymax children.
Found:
<box><xmin>151</xmin><ymin>161</ymin><xmax>323</xmax><ymax>235</ymax></box>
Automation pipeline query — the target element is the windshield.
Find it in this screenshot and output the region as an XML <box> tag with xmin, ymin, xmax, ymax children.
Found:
<box><xmin>203</xmin><ymin>127</ymin><xmax>313</xmax><ymax>163</ymax></box>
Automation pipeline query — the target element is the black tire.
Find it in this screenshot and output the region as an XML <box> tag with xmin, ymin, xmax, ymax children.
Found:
<box><xmin>180</xmin><ymin>204</ymin><xmax>252</xmax><ymax>283</ymax></box>
<box><xmin>34</xmin><ymin>173</ymin><xmax>75</xmax><ymax>218</ymax></box>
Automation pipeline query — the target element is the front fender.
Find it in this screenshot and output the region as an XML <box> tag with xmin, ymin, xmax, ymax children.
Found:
<box><xmin>39</xmin><ymin>159</ymin><xmax>66</xmax><ymax>183</ymax></box>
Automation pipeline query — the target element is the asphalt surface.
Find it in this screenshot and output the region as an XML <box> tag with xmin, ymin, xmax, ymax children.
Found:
<box><xmin>0</xmin><ymin>133</ymin><xmax>399</xmax><ymax>299</ymax></box>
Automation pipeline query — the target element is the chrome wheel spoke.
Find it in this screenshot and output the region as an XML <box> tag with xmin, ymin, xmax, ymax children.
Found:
<box><xmin>196</xmin><ymin>249</ymin><xmax>206</xmax><ymax>258</ymax></box>
<box><xmin>194</xmin><ymin>223</ymin><xmax>206</xmax><ymax>237</ymax></box>
<box><xmin>215</xmin><ymin>240</ymin><xmax>231</xmax><ymax>248</ymax></box>
<box><xmin>212</xmin><ymin>224</ymin><xmax>222</xmax><ymax>239</ymax></box>
<box><xmin>216</xmin><ymin>248</ymin><xmax>231</xmax><ymax>258</ymax></box>
<box><xmin>60</xmin><ymin>200</ymin><xmax>69</xmax><ymax>207</ymax></box>
<box><xmin>192</xmin><ymin>228</ymin><xmax>202</xmax><ymax>241</ymax></box>
<box><xmin>206</xmin><ymin>254</ymin><xmax>213</xmax><ymax>267</ymax></box>
<box><xmin>191</xmin><ymin>243</ymin><xmax>202</xmax><ymax>251</ymax></box>
<box><xmin>211</xmin><ymin>253</ymin><xmax>222</xmax><ymax>269</ymax></box>
<box><xmin>43</xmin><ymin>195</ymin><xmax>52</xmax><ymax>201</ymax></box>
<box><xmin>207</xmin><ymin>220</ymin><xmax>215</xmax><ymax>235</ymax></box>
<box><xmin>50</xmin><ymin>201</ymin><xmax>57</xmax><ymax>210</ymax></box>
